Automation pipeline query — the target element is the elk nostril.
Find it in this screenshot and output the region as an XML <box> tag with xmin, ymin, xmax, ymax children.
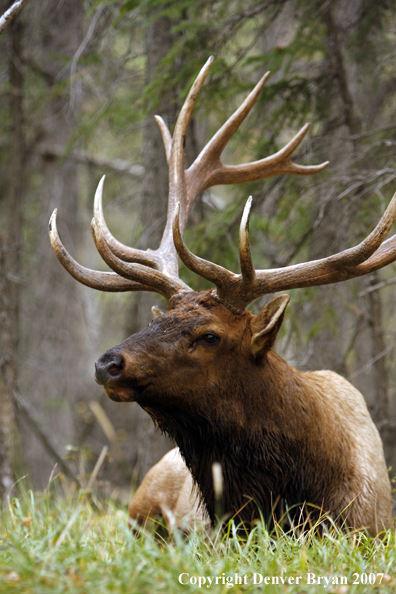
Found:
<box><xmin>95</xmin><ymin>352</ymin><xmax>125</xmax><ymax>385</ymax></box>
<box><xmin>112</xmin><ymin>353</ymin><xmax>124</xmax><ymax>368</ymax></box>
<box><xmin>108</xmin><ymin>363</ymin><xmax>123</xmax><ymax>376</ymax></box>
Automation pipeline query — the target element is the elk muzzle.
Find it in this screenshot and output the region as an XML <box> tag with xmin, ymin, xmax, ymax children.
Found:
<box><xmin>95</xmin><ymin>350</ymin><xmax>125</xmax><ymax>383</ymax></box>
<box><xmin>94</xmin><ymin>350</ymin><xmax>137</xmax><ymax>402</ymax></box>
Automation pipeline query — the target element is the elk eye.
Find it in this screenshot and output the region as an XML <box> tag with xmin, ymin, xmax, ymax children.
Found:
<box><xmin>192</xmin><ymin>333</ymin><xmax>220</xmax><ymax>349</ymax></box>
<box><xmin>202</xmin><ymin>333</ymin><xmax>219</xmax><ymax>345</ymax></box>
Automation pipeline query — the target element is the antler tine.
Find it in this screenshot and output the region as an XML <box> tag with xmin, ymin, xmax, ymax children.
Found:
<box><xmin>93</xmin><ymin>176</ymin><xmax>162</xmax><ymax>269</ymax></box>
<box><xmin>257</xmin><ymin>123</ymin><xmax>330</xmax><ymax>177</ymax></box>
<box><xmin>171</xmin><ymin>56</ymin><xmax>215</xmax><ymax>161</ymax></box>
<box><xmin>185</xmin><ymin>80</ymin><xmax>329</xmax><ymax>205</ymax></box>
<box><xmin>244</xmin><ymin>189</ymin><xmax>396</xmax><ymax>303</ymax></box>
<box><xmin>194</xmin><ymin>122</ymin><xmax>329</xmax><ymax>192</ymax></box>
<box><xmin>49</xmin><ymin>210</ymin><xmax>154</xmax><ymax>293</ymax></box>
<box><xmin>185</xmin><ymin>71</ymin><xmax>270</xmax><ymax>202</ymax></box>
<box><xmin>91</xmin><ymin>218</ymin><xmax>190</xmax><ymax>300</ymax></box>
<box><xmin>355</xmin><ymin>233</ymin><xmax>396</xmax><ymax>274</ymax></box>
<box><xmin>173</xmin><ymin>188</ymin><xmax>396</xmax><ymax>311</ymax></box>
<box><xmin>193</xmin><ymin>71</ymin><xmax>270</xmax><ymax>164</ymax></box>
<box><xmin>161</xmin><ymin>56</ymin><xmax>215</xmax><ymax>251</ymax></box>
<box><xmin>172</xmin><ymin>202</ymin><xmax>234</xmax><ymax>289</ymax></box>
<box><xmin>239</xmin><ymin>196</ymin><xmax>255</xmax><ymax>285</ymax></box>
<box><xmin>278</xmin><ymin>124</ymin><xmax>328</xmax><ymax>172</ymax></box>
<box><xmin>155</xmin><ymin>116</ymin><xmax>172</xmax><ymax>165</ymax></box>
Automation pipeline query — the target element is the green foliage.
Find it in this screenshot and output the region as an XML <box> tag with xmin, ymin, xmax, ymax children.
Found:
<box><xmin>0</xmin><ymin>482</ymin><xmax>395</xmax><ymax>593</ymax></box>
<box><xmin>306</xmin><ymin>304</ymin><xmax>339</xmax><ymax>340</ymax></box>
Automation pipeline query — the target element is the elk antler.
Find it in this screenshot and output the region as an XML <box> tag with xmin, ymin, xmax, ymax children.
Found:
<box><xmin>49</xmin><ymin>57</ymin><xmax>328</xmax><ymax>302</ymax></box>
<box><xmin>173</xmin><ymin>190</ymin><xmax>396</xmax><ymax>311</ymax></box>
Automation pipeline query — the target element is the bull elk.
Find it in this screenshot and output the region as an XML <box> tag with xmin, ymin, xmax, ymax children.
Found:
<box><xmin>49</xmin><ymin>57</ymin><xmax>394</xmax><ymax>535</ymax></box>
<box><xmin>128</xmin><ymin>447</ymin><xmax>207</xmax><ymax>533</ymax></box>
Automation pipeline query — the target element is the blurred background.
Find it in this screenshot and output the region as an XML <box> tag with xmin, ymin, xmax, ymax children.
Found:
<box><xmin>0</xmin><ymin>0</ymin><xmax>396</xmax><ymax>501</ymax></box>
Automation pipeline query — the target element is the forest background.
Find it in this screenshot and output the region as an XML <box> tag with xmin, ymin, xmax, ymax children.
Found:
<box><xmin>0</xmin><ymin>0</ymin><xmax>396</xmax><ymax>504</ymax></box>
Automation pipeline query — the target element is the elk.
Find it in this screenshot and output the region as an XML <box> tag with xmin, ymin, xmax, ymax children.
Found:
<box><xmin>49</xmin><ymin>57</ymin><xmax>394</xmax><ymax>536</ymax></box>
<box><xmin>128</xmin><ymin>447</ymin><xmax>208</xmax><ymax>533</ymax></box>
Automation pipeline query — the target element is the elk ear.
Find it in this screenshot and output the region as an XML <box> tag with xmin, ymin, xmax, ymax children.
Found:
<box><xmin>251</xmin><ymin>294</ymin><xmax>290</xmax><ymax>355</ymax></box>
<box><xmin>151</xmin><ymin>305</ymin><xmax>166</xmax><ymax>318</ymax></box>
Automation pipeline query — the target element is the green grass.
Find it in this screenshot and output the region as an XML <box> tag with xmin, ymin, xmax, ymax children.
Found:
<box><xmin>0</xmin><ymin>479</ymin><xmax>395</xmax><ymax>593</ymax></box>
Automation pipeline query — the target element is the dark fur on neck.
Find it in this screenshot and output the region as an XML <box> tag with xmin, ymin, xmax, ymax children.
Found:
<box><xmin>140</xmin><ymin>401</ymin><xmax>332</xmax><ymax>528</ymax></box>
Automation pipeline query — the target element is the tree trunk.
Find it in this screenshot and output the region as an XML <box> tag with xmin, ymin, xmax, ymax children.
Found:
<box><xmin>302</xmin><ymin>0</ymin><xmax>358</xmax><ymax>375</ymax></box>
<box><xmin>0</xmin><ymin>423</ymin><xmax>13</xmax><ymax>499</ymax></box>
<box><xmin>0</xmin><ymin>248</ymin><xmax>18</xmax><ymax>498</ymax></box>
<box><xmin>0</xmin><ymin>12</ymin><xmax>26</xmax><ymax>492</ymax></box>
<box><xmin>17</xmin><ymin>0</ymin><xmax>88</xmax><ymax>488</ymax></box>
<box><xmin>367</xmin><ymin>272</ymin><xmax>392</xmax><ymax>461</ymax></box>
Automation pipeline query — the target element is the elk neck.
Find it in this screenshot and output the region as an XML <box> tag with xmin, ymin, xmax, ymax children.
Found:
<box><xmin>139</xmin><ymin>348</ymin><xmax>350</xmax><ymax>527</ymax></box>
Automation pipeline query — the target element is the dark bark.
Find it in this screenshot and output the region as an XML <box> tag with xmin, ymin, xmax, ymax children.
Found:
<box><xmin>299</xmin><ymin>0</ymin><xmax>358</xmax><ymax>376</ymax></box>
<box><xmin>0</xmin><ymin>249</ymin><xmax>17</xmax><ymax>498</ymax></box>
<box><xmin>368</xmin><ymin>273</ymin><xmax>389</xmax><ymax>422</ymax></box>
<box><xmin>0</xmin><ymin>13</ymin><xmax>25</xmax><ymax>487</ymax></box>
<box><xmin>367</xmin><ymin>272</ymin><xmax>392</xmax><ymax>461</ymax></box>
<box><xmin>18</xmin><ymin>0</ymin><xmax>89</xmax><ymax>487</ymax></box>
<box><xmin>0</xmin><ymin>424</ymin><xmax>13</xmax><ymax>499</ymax></box>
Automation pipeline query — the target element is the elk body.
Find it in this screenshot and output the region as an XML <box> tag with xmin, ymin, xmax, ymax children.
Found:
<box><xmin>128</xmin><ymin>447</ymin><xmax>207</xmax><ymax>533</ymax></box>
<box><xmin>49</xmin><ymin>58</ymin><xmax>394</xmax><ymax>535</ymax></box>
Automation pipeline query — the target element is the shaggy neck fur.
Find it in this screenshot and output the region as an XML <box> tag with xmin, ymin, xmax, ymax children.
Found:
<box><xmin>141</xmin><ymin>351</ymin><xmax>351</xmax><ymax>528</ymax></box>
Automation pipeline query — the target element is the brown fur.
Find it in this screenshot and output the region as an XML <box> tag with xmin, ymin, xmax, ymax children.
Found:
<box><xmin>95</xmin><ymin>290</ymin><xmax>393</xmax><ymax>535</ymax></box>
<box><xmin>128</xmin><ymin>447</ymin><xmax>208</xmax><ymax>533</ymax></box>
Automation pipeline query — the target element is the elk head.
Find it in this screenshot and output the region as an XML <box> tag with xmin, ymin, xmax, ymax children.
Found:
<box><xmin>93</xmin><ymin>289</ymin><xmax>290</xmax><ymax>417</ymax></box>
